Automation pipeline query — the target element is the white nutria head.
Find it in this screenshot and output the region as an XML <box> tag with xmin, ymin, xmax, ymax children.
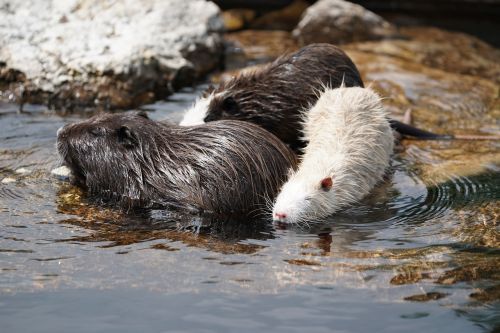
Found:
<box><xmin>179</xmin><ymin>92</ymin><xmax>215</xmax><ymax>126</ymax></box>
<box><xmin>272</xmin><ymin>86</ymin><xmax>394</xmax><ymax>225</ymax></box>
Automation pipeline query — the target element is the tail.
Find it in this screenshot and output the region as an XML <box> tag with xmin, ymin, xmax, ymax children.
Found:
<box><xmin>389</xmin><ymin>120</ymin><xmax>453</xmax><ymax>140</ymax></box>
<box><xmin>390</xmin><ymin>120</ymin><xmax>500</xmax><ymax>141</ymax></box>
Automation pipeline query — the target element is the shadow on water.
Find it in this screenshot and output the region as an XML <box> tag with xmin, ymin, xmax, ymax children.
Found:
<box><xmin>54</xmin><ymin>183</ymin><xmax>274</xmax><ymax>254</ymax></box>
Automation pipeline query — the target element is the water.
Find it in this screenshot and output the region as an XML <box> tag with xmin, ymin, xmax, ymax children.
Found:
<box><xmin>0</xmin><ymin>88</ymin><xmax>499</xmax><ymax>332</ymax></box>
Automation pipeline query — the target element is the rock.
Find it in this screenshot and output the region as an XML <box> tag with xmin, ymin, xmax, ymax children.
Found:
<box><xmin>470</xmin><ymin>284</ymin><xmax>500</xmax><ymax>303</ymax></box>
<box><xmin>222</xmin><ymin>9</ymin><xmax>256</xmax><ymax>31</ymax></box>
<box><xmin>403</xmin><ymin>292</ymin><xmax>448</xmax><ymax>302</ymax></box>
<box><xmin>0</xmin><ymin>0</ymin><xmax>224</xmax><ymax>111</ymax></box>
<box><xmin>51</xmin><ymin>166</ymin><xmax>71</xmax><ymax>179</ymax></box>
<box><xmin>347</xmin><ymin>27</ymin><xmax>500</xmax><ymax>84</ymax></box>
<box><xmin>15</xmin><ymin>168</ymin><xmax>30</xmax><ymax>174</ymax></box>
<box><xmin>292</xmin><ymin>0</ymin><xmax>397</xmax><ymax>45</ymax></box>
<box><xmin>1</xmin><ymin>177</ymin><xmax>16</xmax><ymax>184</ymax></box>
<box><xmin>342</xmin><ymin>27</ymin><xmax>500</xmax><ymax>135</ymax></box>
<box><xmin>250</xmin><ymin>0</ymin><xmax>309</xmax><ymax>31</ymax></box>
<box><xmin>224</xmin><ymin>30</ymin><xmax>298</xmax><ymax>65</ymax></box>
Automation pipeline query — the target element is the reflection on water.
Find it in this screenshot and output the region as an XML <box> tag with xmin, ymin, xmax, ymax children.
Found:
<box><xmin>0</xmin><ymin>87</ymin><xmax>499</xmax><ymax>331</ymax></box>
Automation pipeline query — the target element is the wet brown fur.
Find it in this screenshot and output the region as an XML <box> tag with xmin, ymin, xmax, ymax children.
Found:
<box><xmin>57</xmin><ymin>112</ymin><xmax>297</xmax><ymax>215</ymax></box>
<box><xmin>203</xmin><ymin>43</ymin><xmax>364</xmax><ymax>151</ymax></box>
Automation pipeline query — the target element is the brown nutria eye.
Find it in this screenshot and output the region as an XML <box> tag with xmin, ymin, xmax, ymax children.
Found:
<box><xmin>221</xmin><ymin>96</ymin><xmax>239</xmax><ymax>115</ymax></box>
<box><xmin>320</xmin><ymin>177</ymin><xmax>333</xmax><ymax>191</ymax></box>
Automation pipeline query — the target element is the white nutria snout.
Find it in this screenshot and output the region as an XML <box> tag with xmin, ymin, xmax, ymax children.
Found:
<box><xmin>179</xmin><ymin>92</ymin><xmax>214</xmax><ymax>126</ymax></box>
<box><xmin>272</xmin><ymin>86</ymin><xmax>394</xmax><ymax>225</ymax></box>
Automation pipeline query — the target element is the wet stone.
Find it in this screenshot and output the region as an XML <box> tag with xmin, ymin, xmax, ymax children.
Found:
<box><xmin>469</xmin><ymin>284</ymin><xmax>500</xmax><ymax>303</ymax></box>
<box><xmin>436</xmin><ymin>259</ymin><xmax>500</xmax><ymax>285</ymax></box>
<box><xmin>250</xmin><ymin>0</ymin><xmax>309</xmax><ymax>31</ymax></box>
<box><xmin>390</xmin><ymin>271</ymin><xmax>432</xmax><ymax>285</ymax></box>
<box><xmin>222</xmin><ymin>9</ymin><xmax>256</xmax><ymax>31</ymax></box>
<box><xmin>293</xmin><ymin>0</ymin><xmax>397</xmax><ymax>45</ymax></box>
<box><xmin>404</xmin><ymin>292</ymin><xmax>448</xmax><ymax>302</ymax></box>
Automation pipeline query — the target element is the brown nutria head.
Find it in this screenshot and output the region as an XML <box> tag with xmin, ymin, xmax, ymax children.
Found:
<box><xmin>180</xmin><ymin>43</ymin><xmax>364</xmax><ymax>151</ymax></box>
<box><xmin>57</xmin><ymin>112</ymin><xmax>297</xmax><ymax>215</ymax></box>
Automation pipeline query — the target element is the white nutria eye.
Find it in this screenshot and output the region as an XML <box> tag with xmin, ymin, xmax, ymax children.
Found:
<box><xmin>320</xmin><ymin>176</ymin><xmax>333</xmax><ymax>191</ymax></box>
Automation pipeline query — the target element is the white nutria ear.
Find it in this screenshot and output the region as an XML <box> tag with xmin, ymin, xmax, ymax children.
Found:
<box><xmin>179</xmin><ymin>92</ymin><xmax>214</xmax><ymax>126</ymax></box>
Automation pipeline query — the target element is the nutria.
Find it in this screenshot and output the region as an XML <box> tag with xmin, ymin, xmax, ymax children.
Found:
<box><xmin>180</xmin><ymin>43</ymin><xmax>495</xmax><ymax>150</ymax></box>
<box><xmin>273</xmin><ymin>87</ymin><xmax>394</xmax><ymax>225</ymax></box>
<box><xmin>180</xmin><ymin>43</ymin><xmax>364</xmax><ymax>151</ymax></box>
<box><xmin>56</xmin><ymin>112</ymin><xmax>297</xmax><ymax>215</ymax></box>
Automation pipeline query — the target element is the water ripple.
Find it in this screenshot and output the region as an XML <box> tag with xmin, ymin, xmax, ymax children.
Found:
<box><xmin>387</xmin><ymin>169</ymin><xmax>499</xmax><ymax>226</ymax></box>
<box><xmin>0</xmin><ymin>185</ymin><xmax>24</xmax><ymax>200</ymax></box>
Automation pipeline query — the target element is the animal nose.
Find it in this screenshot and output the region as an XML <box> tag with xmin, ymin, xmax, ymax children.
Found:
<box><xmin>274</xmin><ymin>212</ymin><xmax>287</xmax><ymax>220</ymax></box>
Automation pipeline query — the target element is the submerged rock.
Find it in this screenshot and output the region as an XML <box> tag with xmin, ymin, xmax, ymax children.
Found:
<box><xmin>347</xmin><ymin>27</ymin><xmax>500</xmax><ymax>84</ymax></box>
<box><xmin>0</xmin><ymin>0</ymin><xmax>224</xmax><ymax>111</ymax></box>
<box><xmin>292</xmin><ymin>0</ymin><xmax>397</xmax><ymax>45</ymax></box>
<box><xmin>340</xmin><ymin>27</ymin><xmax>500</xmax><ymax>134</ymax></box>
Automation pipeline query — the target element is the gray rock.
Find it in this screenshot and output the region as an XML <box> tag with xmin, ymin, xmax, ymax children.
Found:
<box><xmin>293</xmin><ymin>0</ymin><xmax>397</xmax><ymax>45</ymax></box>
<box><xmin>0</xmin><ymin>0</ymin><xmax>224</xmax><ymax>110</ymax></box>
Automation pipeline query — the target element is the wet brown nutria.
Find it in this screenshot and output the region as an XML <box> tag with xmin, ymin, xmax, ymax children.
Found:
<box><xmin>180</xmin><ymin>43</ymin><xmax>364</xmax><ymax>151</ymax></box>
<box><xmin>181</xmin><ymin>43</ymin><xmax>489</xmax><ymax>151</ymax></box>
<box><xmin>56</xmin><ymin>112</ymin><xmax>297</xmax><ymax>215</ymax></box>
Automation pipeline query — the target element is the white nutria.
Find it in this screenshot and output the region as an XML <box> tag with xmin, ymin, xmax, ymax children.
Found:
<box><xmin>272</xmin><ymin>86</ymin><xmax>394</xmax><ymax>225</ymax></box>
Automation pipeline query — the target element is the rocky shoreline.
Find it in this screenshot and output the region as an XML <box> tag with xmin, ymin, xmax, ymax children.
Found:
<box><xmin>1</xmin><ymin>0</ymin><xmax>499</xmax><ymax>114</ymax></box>
<box><xmin>0</xmin><ymin>0</ymin><xmax>224</xmax><ymax>111</ymax></box>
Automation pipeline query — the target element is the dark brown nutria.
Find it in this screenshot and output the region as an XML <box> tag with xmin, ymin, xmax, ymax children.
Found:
<box><xmin>180</xmin><ymin>43</ymin><xmax>364</xmax><ymax>151</ymax></box>
<box><xmin>56</xmin><ymin>112</ymin><xmax>297</xmax><ymax>215</ymax></box>
<box><xmin>181</xmin><ymin>43</ymin><xmax>483</xmax><ymax>151</ymax></box>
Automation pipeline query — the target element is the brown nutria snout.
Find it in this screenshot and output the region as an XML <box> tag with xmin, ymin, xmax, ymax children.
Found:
<box><xmin>180</xmin><ymin>43</ymin><xmax>364</xmax><ymax>151</ymax></box>
<box><xmin>56</xmin><ymin>112</ymin><xmax>297</xmax><ymax>215</ymax></box>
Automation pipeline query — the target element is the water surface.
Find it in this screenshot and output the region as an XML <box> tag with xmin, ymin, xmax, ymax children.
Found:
<box><xmin>2</xmin><ymin>24</ymin><xmax>500</xmax><ymax>329</ymax></box>
<box><xmin>0</xmin><ymin>86</ymin><xmax>498</xmax><ymax>332</ymax></box>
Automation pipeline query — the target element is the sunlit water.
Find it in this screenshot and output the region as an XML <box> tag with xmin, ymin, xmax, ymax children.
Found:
<box><xmin>0</xmin><ymin>87</ymin><xmax>498</xmax><ymax>332</ymax></box>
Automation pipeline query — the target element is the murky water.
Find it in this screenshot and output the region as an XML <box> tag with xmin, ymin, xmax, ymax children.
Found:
<box><xmin>1</xmin><ymin>86</ymin><xmax>498</xmax><ymax>332</ymax></box>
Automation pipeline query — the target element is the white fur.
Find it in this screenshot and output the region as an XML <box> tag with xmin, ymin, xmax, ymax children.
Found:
<box><xmin>272</xmin><ymin>87</ymin><xmax>394</xmax><ymax>225</ymax></box>
<box><xmin>179</xmin><ymin>92</ymin><xmax>214</xmax><ymax>126</ymax></box>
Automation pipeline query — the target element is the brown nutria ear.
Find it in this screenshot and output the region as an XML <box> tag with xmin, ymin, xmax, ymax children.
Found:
<box><xmin>117</xmin><ymin>125</ymin><xmax>138</xmax><ymax>148</ymax></box>
<box><xmin>221</xmin><ymin>96</ymin><xmax>239</xmax><ymax>115</ymax></box>
<box><xmin>203</xmin><ymin>85</ymin><xmax>215</xmax><ymax>97</ymax></box>
<box><xmin>136</xmin><ymin>111</ymin><xmax>149</xmax><ymax>119</ymax></box>
<box><xmin>320</xmin><ymin>177</ymin><xmax>333</xmax><ymax>191</ymax></box>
